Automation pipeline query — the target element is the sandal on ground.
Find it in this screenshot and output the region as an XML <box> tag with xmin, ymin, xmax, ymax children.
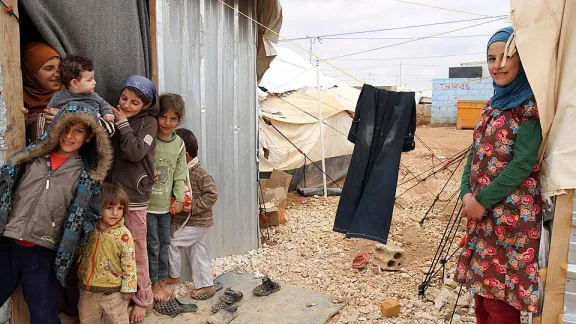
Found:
<box><xmin>154</xmin><ymin>299</ymin><xmax>197</xmax><ymax>317</ymax></box>
<box><xmin>253</xmin><ymin>277</ymin><xmax>281</xmax><ymax>296</ymax></box>
<box><xmin>219</xmin><ymin>287</ymin><xmax>244</xmax><ymax>304</ymax></box>
<box><xmin>207</xmin><ymin>306</ymin><xmax>239</xmax><ymax>324</ymax></box>
<box><xmin>211</xmin><ymin>301</ymin><xmax>230</xmax><ymax>314</ymax></box>
<box><xmin>352</xmin><ymin>252</ymin><xmax>370</xmax><ymax>269</ymax></box>
<box><xmin>191</xmin><ymin>282</ymin><xmax>224</xmax><ymax>300</ymax></box>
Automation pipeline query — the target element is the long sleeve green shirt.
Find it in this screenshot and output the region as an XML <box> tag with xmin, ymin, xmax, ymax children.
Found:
<box><xmin>460</xmin><ymin>119</ymin><xmax>542</xmax><ymax>209</ymax></box>
<box><xmin>147</xmin><ymin>133</ymin><xmax>188</xmax><ymax>214</ymax></box>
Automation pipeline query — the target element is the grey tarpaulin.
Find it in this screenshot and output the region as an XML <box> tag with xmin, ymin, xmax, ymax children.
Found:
<box><xmin>20</xmin><ymin>0</ymin><xmax>152</xmax><ymax>105</ymax></box>
<box><xmin>333</xmin><ymin>84</ymin><xmax>416</xmax><ymax>244</ymax></box>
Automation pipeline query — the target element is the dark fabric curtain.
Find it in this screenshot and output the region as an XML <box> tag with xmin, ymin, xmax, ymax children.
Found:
<box><xmin>20</xmin><ymin>0</ymin><xmax>152</xmax><ymax>105</ymax></box>
<box><xmin>334</xmin><ymin>84</ymin><xmax>416</xmax><ymax>244</ymax></box>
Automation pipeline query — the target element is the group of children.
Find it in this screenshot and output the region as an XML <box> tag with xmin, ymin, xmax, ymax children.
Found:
<box><xmin>0</xmin><ymin>55</ymin><xmax>218</xmax><ymax>324</ymax></box>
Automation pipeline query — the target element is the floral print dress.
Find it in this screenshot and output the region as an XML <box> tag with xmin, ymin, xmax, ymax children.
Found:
<box><xmin>454</xmin><ymin>98</ymin><xmax>541</xmax><ymax>313</ymax></box>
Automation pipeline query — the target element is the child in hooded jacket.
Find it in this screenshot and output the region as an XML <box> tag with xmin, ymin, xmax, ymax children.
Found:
<box><xmin>0</xmin><ymin>103</ymin><xmax>113</xmax><ymax>324</ymax></box>
<box><xmin>107</xmin><ymin>75</ymin><xmax>158</xmax><ymax>323</ymax></box>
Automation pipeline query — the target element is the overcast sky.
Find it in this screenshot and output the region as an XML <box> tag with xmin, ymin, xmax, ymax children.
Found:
<box><xmin>278</xmin><ymin>0</ymin><xmax>510</xmax><ymax>90</ymax></box>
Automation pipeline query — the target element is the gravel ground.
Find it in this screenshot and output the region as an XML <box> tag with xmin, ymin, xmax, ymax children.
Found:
<box><xmin>172</xmin><ymin>127</ymin><xmax>530</xmax><ymax>323</ymax></box>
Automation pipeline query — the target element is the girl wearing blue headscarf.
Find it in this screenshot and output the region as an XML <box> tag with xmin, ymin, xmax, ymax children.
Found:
<box><xmin>455</xmin><ymin>27</ymin><xmax>543</xmax><ymax>322</ymax></box>
<box><xmin>107</xmin><ymin>75</ymin><xmax>160</xmax><ymax>323</ymax></box>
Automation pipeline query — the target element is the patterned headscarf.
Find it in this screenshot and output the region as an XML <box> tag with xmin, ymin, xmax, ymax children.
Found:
<box><xmin>488</xmin><ymin>27</ymin><xmax>534</xmax><ymax>111</ymax></box>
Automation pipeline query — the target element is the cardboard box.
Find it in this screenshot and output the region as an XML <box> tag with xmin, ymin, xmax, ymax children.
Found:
<box><xmin>259</xmin><ymin>169</ymin><xmax>292</xmax><ymax>228</ymax></box>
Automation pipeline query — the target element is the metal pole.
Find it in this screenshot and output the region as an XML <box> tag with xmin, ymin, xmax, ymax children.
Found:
<box><xmin>316</xmin><ymin>60</ymin><xmax>328</xmax><ymax>198</ymax></box>
<box><xmin>399</xmin><ymin>62</ymin><xmax>402</xmax><ymax>90</ymax></box>
<box><xmin>309</xmin><ymin>38</ymin><xmax>313</xmax><ymax>64</ymax></box>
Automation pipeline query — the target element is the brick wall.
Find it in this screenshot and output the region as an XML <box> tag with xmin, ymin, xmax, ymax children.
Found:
<box><xmin>431</xmin><ymin>78</ymin><xmax>493</xmax><ymax>126</ymax></box>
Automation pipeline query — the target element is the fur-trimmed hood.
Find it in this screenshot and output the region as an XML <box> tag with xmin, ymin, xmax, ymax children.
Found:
<box><xmin>11</xmin><ymin>103</ymin><xmax>113</xmax><ymax>181</ymax></box>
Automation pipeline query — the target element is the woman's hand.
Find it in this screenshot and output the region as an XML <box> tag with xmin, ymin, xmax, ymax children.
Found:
<box><xmin>44</xmin><ymin>108</ymin><xmax>59</xmax><ymax>125</ymax></box>
<box><xmin>112</xmin><ymin>106</ymin><xmax>127</xmax><ymax>123</ymax></box>
<box><xmin>21</xmin><ymin>107</ymin><xmax>29</xmax><ymax>114</ymax></box>
<box><xmin>460</xmin><ymin>196</ymin><xmax>486</xmax><ymax>221</ymax></box>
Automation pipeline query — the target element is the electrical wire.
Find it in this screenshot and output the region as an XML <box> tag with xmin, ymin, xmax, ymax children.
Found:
<box><xmin>215</xmin><ymin>0</ymin><xmax>364</xmax><ymax>84</ymax></box>
<box><xmin>330</xmin><ymin>52</ymin><xmax>485</xmax><ymax>61</ymax></box>
<box><xmin>327</xmin><ymin>17</ymin><xmax>507</xmax><ymax>60</ymax></box>
<box><xmin>280</xmin><ymin>16</ymin><xmax>505</xmax><ymax>41</ymax></box>
<box><xmin>318</xmin><ymin>35</ymin><xmax>492</xmax><ymax>40</ymax></box>
<box><xmin>390</xmin><ymin>0</ymin><xmax>496</xmax><ymax>18</ymax></box>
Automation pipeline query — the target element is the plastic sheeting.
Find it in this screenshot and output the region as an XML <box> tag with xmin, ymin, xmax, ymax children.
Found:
<box><xmin>259</xmin><ymin>47</ymin><xmax>346</xmax><ymax>94</ymax></box>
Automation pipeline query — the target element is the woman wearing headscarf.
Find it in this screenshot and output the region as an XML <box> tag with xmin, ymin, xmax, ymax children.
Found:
<box><xmin>21</xmin><ymin>42</ymin><xmax>62</xmax><ymax>143</ymax></box>
<box><xmin>455</xmin><ymin>26</ymin><xmax>542</xmax><ymax>323</ymax></box>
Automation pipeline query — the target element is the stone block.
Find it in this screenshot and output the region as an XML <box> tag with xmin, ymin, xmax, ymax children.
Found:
<box><xmin>380</xmin><ymin>298</ymin><xmax>401</xmax><ymax>317</ymax></box>
<box><xmin>370</xmin><ymin>243</ymin><xmax>405</xmax><ymax>271</ymax></box>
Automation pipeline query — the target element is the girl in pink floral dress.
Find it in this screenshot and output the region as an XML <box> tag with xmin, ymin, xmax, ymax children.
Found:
<box><xmin>455</xmin><ymin>26</ymin><xmax>542</xmax><ymax>324</ymax></box>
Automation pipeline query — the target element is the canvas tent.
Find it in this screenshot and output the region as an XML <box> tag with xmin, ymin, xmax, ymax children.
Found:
<box><xmin>258</xmin><ymin>47</ymin><xmax>360</xmax><ymax>190</ymax></box>
<box><xmin>509</xmin><ymin>1</ymin><xmax>576</xmax><ymax>322</ymax></box>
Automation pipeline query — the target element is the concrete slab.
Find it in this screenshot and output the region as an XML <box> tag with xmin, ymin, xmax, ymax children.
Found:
<box><xmin>143</xmin><ymin>270</ymin><xmax>346</xmax><ymax>324</ymax></box>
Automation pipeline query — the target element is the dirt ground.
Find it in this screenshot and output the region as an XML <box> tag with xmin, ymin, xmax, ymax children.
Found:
<box><xmin>157</xmin><ymin>126</ymin><xmax>491</xmax><ymax>324</ymax></box>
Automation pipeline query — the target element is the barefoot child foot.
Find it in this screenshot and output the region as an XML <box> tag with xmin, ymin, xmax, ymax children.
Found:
<box><xmin>152</xmin><ymin>282</ymin><xmax>167</xmax><ymax>302</ymax></box>
<box><xmin>160</xmin><ymin>280</ymin><xmax>175</xmax><ymax>300</ymax></box>
<box><xmin>130</xmin><ymin>305</ymin><xmax>148</xmax><ymax>324</ymax></box>
<box><xmin>163</xmin><ymin>276</ymin><xmax>179</xmax><ymax>285</ymax></box>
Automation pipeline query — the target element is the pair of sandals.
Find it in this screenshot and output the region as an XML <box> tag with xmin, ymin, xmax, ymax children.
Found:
<box><xmin>211</xmin><ymin>288</ymin><xmax>244</xmax><ymax>313</ymax></box>
<box><xmin>155</xmin><ymin>282</ymin><xmax>224</xmax><ymax>317</ymax></box>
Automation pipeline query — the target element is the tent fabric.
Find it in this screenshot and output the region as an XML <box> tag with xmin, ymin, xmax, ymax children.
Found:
<box><xmin>256</xmin><ymin>0</ymin><xmax>283</xmax><ymax>83</ymax></box>
<box><xmin>510</xmin><ymin>0</ymin><xmax>576</xmax><ymax>200</ymax></box>
<box><xmin>259</xmin><ymin>47</ymin><xmax>346</xmax><ymax>94</ymax></box>
<box><xmin>259</xmin><ymin>112</ymin><xmax>354</xmax><ymax>172</ymax></box>
<box><xmin>260</xmin><ymin>88</ymin><xmax>354</xmax><ymax>124</ymax></box>
<box><xmin>20</xmin><ymin>0</ymin><xmax>151</xmax><ymax>106</ymax></box>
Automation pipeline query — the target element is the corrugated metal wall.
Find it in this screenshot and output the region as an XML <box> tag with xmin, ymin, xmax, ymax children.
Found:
<box><xmin>156</xmin><ymin>0</ymin><xmax>259</xmax><ymax>260</ymax></box>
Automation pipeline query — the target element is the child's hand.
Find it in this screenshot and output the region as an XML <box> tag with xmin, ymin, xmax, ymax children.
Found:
<box><xmin>44</xmin><ymin>107</ymin><xmax>59</xmax><ymax>125</ymax></box>
<box><xmin>460</xmin><ymin>196</ymin><xmax>486</xmax><ymax>222</ymax></box>
<box><xmin>183</xmin><ymin>204</ymin><xmax>192</xmax><ymax>213</ymax></box>
<box><xmin>172</xmin><ymin>201</ymin><xmax>184</xmax><ymax>214</ymax></box>
<box><xmin>112</xmin><ymin>106</ymin><xmax>127</xmax><ymax>123</ymax></box>
<box><xmin>462</xmin><ymin>193</ymin><xmax>473</xmax><ymax>206</ymax></box>
<box><xmin>121</xmin><ymin>293</ymin><xmax>134</xmax><ymax>302</ymax></box>
<box><xmin>103</xmin><ymin>114</ymin><xmax>115</xmax><ymax>122</ymax></box>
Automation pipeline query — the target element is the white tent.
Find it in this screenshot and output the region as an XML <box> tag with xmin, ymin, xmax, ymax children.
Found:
<box><xmin>258</xmin><ymin>47</ymin><xmax>360</xmax><ymax>188</ymax></box>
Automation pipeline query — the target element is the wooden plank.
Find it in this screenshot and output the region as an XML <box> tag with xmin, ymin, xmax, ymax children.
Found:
<box><xmin>0</xmin><ymin>0</ymin><xmax>25</xmax><ymax>160</ymax></box>
<box><xmin>1</xmin><ymin>2</ymin><xmax>29</xmax><ymax>323</ymax></box>
<box><xmin>541</xmin><ymin>189</ymin><xmax>575</xmax><ymax>322</ymax></box>
<box><xmin>149</xmin><ymin>0</ymin><xmax>158</xmax><ymax>86</ymax></box>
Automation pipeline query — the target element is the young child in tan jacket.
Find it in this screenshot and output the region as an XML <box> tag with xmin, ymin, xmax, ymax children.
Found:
<box><xmin>164</xmin><ymin>128</ymin><xmax>220</xmax><ymax>300</ymax></box>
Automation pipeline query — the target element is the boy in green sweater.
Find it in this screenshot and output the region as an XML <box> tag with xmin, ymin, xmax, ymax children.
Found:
<box><xmin>147</xmin><ymin>93</ymin><xmax>188</xmax><ymax>302</ymax></box>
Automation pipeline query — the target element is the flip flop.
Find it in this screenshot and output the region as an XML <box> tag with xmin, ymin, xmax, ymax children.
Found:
<box><xmin>211</xmin><ymin>301</ymin><xmax>230</xmax><ymax>314</ymax></box>
<box><xmin>253</xmin><ymin>277</ymin><xmax>281</xmax><ymax>296</ymax></box>
<box><xmin>352</xmin><ymin>252</ymin><xmax>370</xmax><ymax>269</ymax></box>
<box><xmin>191</xmin><ymin>282</ymin><xmax>224</xmax><ymax>300</ymax></box>
<box><xmin>219</xmin><ymin>288</ymin><xmax>243</xmax><ymax>304</ymax></box>
<box><xmin>154</xmin><ymin>299</ymin><xmax>197</xmax><ymax>317</ymax></box>
<box><xmin>207</xmin><ymin>306</ymin><xmax>239</xmax><ymax>324</ymax></box>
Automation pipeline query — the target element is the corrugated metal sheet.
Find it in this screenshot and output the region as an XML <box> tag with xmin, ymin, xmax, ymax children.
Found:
<box><xmin>564</xmin><ymin>200</ymin><xmax>576</xmax><ymax>323</ymax></box>
<box><xmin>156</xmin><ymin>0</ymin><xmax>259</xmax><ymax>260</ymax></box>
